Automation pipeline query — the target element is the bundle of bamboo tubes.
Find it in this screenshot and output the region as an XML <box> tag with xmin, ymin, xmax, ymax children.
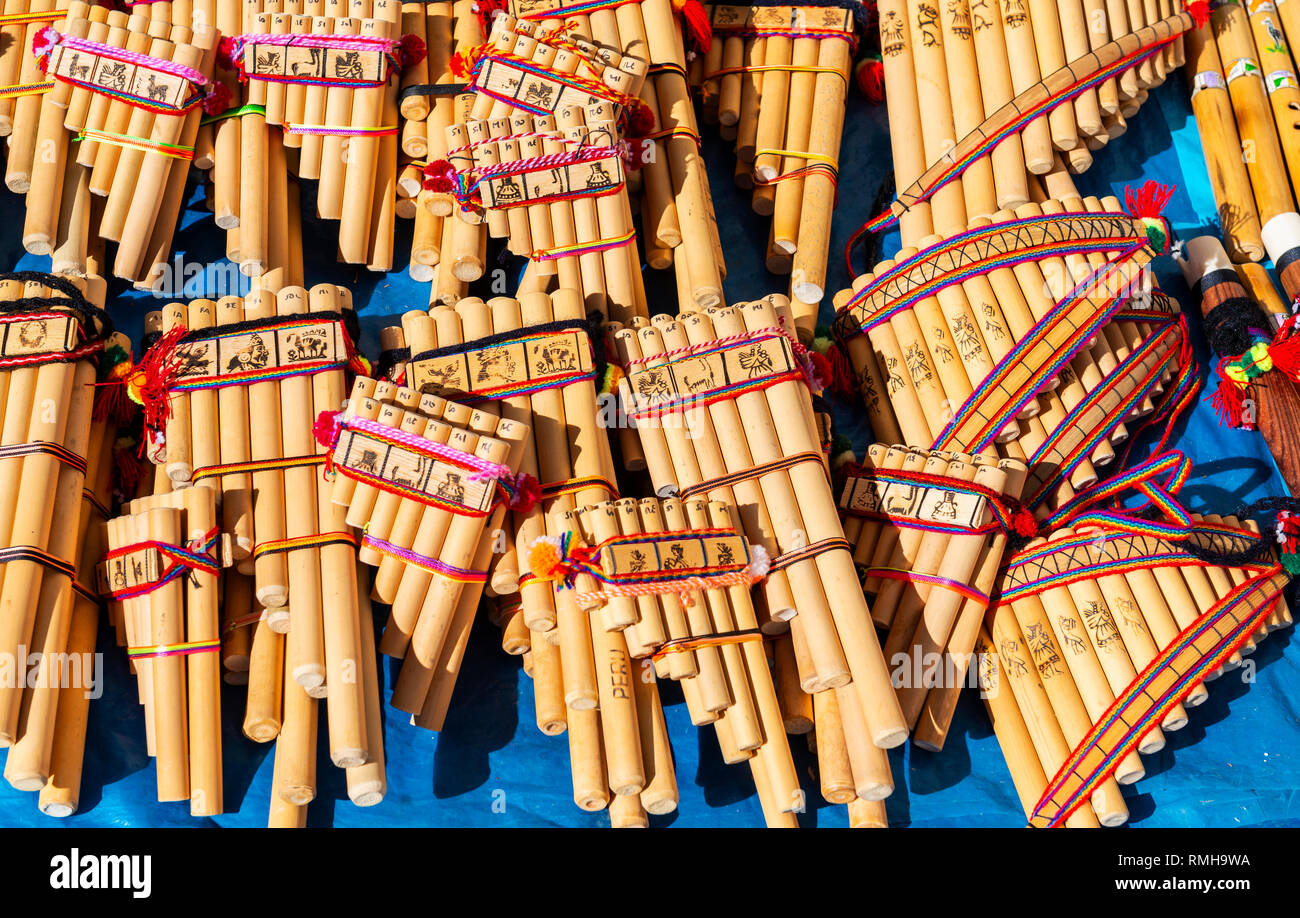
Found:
<box><xmin>832</xmin><ymin>173</ymin><xmax>1185</xmax><ymax>520</ymax></box>
<box><xmin>503</xmin><ymin>0</ymin><xmax>727</xmax><ymax>309</ymax></box>
<box><xmin>692</xmin><ymin>2</ymin><xmax>856</xmax><ymax>337</ymax></box>
<box><xmin>521</xmin><ymin>495</ymin><xmax>802</xmax><ymax>825</ymax></box>
<box><xmin>103</xmin><ymin>485</ymin><xmax>225</xmax><ymax>814</ymax></box>
<box><xmin>1182</xmin><ymin>0</ymin><xmax>1300</xmax><ymax>261</ymax></box>
<box><xmin>315</xmin><ymin>373</ymin><xmax>531</xmax><ymax>727</ymax></box>
<box><xmin>221</xmin><ymin>0</ymin><xmax>421</xmax><ymax>272</ymax></box>
<box><xmin>835</xmin><ymin>442</ymin><xmax>1028</xmax><ymax>749</ymax></box>
<box><xmin>133</xmin><ymin>285</ymin><xmax>375</xmax><ymax>789</ymax></box>
<box><xmin>0</xmin><ymin>272</ymin><xmax>121</xmax><ymax>819</ymax></box>
<box><xmin>613</xmin><ymin>294</ymin><xmax>909</xmax><ymax>749</ymax></box>
<box><xmin>23</xmin><ymin>1</ymin><xmax>224</xmax><ymax>284</ymax></box>
<box><xmin>1</xmin><ymin>0</ymin><xmax>72</xmax><ymax>185</ymax></box>
<box><xmin>435</xmin><ymin>13</ymin><xmax>650</xmax><ymax>320</ymax></box>
<box><xmin>980</xmin><ymin>512</ymin><xmax>1291</xmax><ymax>827</ymax></box>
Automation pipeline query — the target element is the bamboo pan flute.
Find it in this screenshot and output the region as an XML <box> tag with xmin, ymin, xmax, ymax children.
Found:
<box><xmin>832</xmin><ymin>175</ymin><xmax>1180</xmax><ymax>519</ymax></box>
<box><xmin>517</xmin><ymin>497</ymin><xmax>809</xmax><ymax>825</ymax></box>
<box><xmin>396</xmin><ymin>1</ymin><xmax>486</xmax><ymax>283</ymax></box>
<box><xmin>146</xmin><ymin>286</ymin><xmax>377</xmax><ymax>784</ymax></box>
<box><xmin>104</xmin><ymin>486</ymin><xmax>225</xmax><ymax>814</ymax></box>
<box><xmin>319</xmin><ymin>373</ymin><xmax>529</xmax><ymax>726</ymax></box>
<box><xmin>507</xmin><ymin>0</ymin><xmax>727</xmax><ymax>310</ymax></box>
<box><xmin>7</xmin><ymin>1</ymin><xmax>223</xmax><ymax>288</ymax></box>
<box><xmin>981</xmin><ymin>516</ymin><xmax>1290</xmax><ymax>827</ymax></box>
<box><xmin>615</xmin><ymin>294</ymin><xmax>910</xmax><ymax>748</ymax></box>
<box><xmin>836</xmin><ymin>443</ymin><xmax>1028</xmax><ymax>748</ymax></box>
<box><xmin>875</xmin><ymin>0</ymin><xmax>1191</xmax><ymax>242</ymax></box>
<box><xmin>692</xmin><ymin>3</ymin><xmax>855</xmax><ymax>339</ymax></box>
<box><xmin>223</xmin><ymin>0</ymin><xmax>409</xmax><ymax>273</ymax></box>
<box><xmin>0</xmin><ymin>275</ymin><xmax>120</xmax><ymax>819</ymax></box>
<box><xmin>442</xmin><ymin>13</ymin><xmax>650</xmax><ymax>322</ymax></box>
<box><xmin>377</xmin><ymin>292</ymin><xmax>618</xmax><ymax>718</ymax></box>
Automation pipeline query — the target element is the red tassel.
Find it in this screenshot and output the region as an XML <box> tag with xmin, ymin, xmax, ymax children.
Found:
<box><xmin>130</xmin><ymin>325</ymin><xmax>189</xmax><ymax>436</ymax></box>
<box><xmin>1186</xmin><ymin>0</ymin><xmax>1211</xmax><ymax>28</ymax></box>
<box><xmin>113</xmin><ymin>440</ymin><xmax>142</xmax><ymax>503</ymax></box>
<box><xmin>827</xmin><ymin>343</ymin><xmax>859</xmax><ymax>398</ymax></box>
<box><xmin>673</xmin><ymin>0</ymin><xmax>713</xmax><ymax>55</ymax></box>
<box><xmin>1267</xmin><ymin>319</ymin><xmax>1300</xmax><ymax>383</ymax></box>
<box><xmin>1124</xmin><ymin>180</ymin><xmax>1175</xmax><ymax>219</ymax></box>
<box><xmin>449</xmin><ymin>44</ymin><xmax>483</xmax><ymax>80</ymax></box>
<box><xmin>397</xmin><ymin>33</ymin><xmax>427</xmax><ymax>71</ymax></box>
<box><xmin>855</xmin><ymin>56</ymin><xmax>885</xmax><ymax>105</ymax></box>
<box><xmin>1209</xmin><ymin>364</ymin><xmax>1249</xmax><ymax>429</ymax></box>
<box><xmin>471</xmin><ymin>0</ymin><xmax>509</xmax><ymax>38</ymax></box>
<box><xmin>623</xmin><ymin>97</ymin><xmax>655</xmax><ymax>139</ymax></box>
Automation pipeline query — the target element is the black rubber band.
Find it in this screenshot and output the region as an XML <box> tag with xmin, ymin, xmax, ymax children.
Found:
<box><xmin>407</xmin><ymin>313</ymin><xmax>608</xmax><ymax>381</ymax></box>
<box><xmin>399</xmin><ymin>81</ymin><xmax>468</xmax><ymax>102</ymax></box>
<box><xmin>0</xmin><ymin>271</ymin><xmax>113</xmax><ymax>341</ymax></box>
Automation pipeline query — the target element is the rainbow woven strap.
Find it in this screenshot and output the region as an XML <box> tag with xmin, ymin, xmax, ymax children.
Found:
<box><xmin>103</xmin><ymin>529</ymin><xmax>220</xmax><ymax>602</ymax></box>
<box><xmin>252</xmin><ymin>531</ymin><xmax>357</xmax><ymax>559</ymax></box>
<box><xmin>1020</xmin><ymin>310</ymin><xmax>1194</xmax><ymax>510</ymax></box>
<box><xmin>361</xmin><ymin>533</ymin><xmax>487</xmax><ymax>583</ymax></box>
<box><xmin>406</xmin><ymin>324</ymin><xmax>597</xmax><ymax>402</ymax></box>
<box><xmin>1029</xmin><ymin>562</ymin><xmax>1286</xmax><ymax>828</ymax></box>
<box><xmin>530</xmin><ymin>527</ymin><xmax>768</xmax><ymax>607</ymax></box>
<box><xmin>0</xmin><ymin>545</ymin><xmax>76</xmax><ymax>580</ymax></box>
<box><xmin>834</xmin><ymin>211</ymin><xmax>1170</xmax><ymax>455</ymax></box>
<box><xmin>622</xmin><ymin>326</ymin><xmax>814</xmax><ymax>421</ymax></box>
<box><xmin>677</xmin><ymin>449</ymin><xmax>826</xmax><ymax>500</ymax></box>
<box><xmin>0</xmin><ymin>440</ymin><xmax>88</xmax><ymax>477</ymax></box>
<box><xmin>0</xmin><ymin>308</ymin><xmax>107</xmax><ymax>370</ymax></box>
<box><xmin>315</xmin><ymin>410</ymin><xmax>530</xmax><ymax>517</ymax></box>
<box><xmin>513</xmin><ymin>0</ymin><xmax>643</xmax><ymax>18</ymax></box>
<box><xmin>867</xmin><ymin>567</ymin><xmax>991</xmax><ymax>605</ymax></box>
<box><xmin>191</xmin><ymin>453</ymin><xmax>326</xmax><ymax>485</ymax></box>
<box><xmin>540</xmin><ymin>475</ymin><xmax>620</xmax><ymax>503</ymax></box>
<box><xmin>846</xmin><ymin>12</ymin><xmax>1188</xmax><ymax>253</ymax></box>
<box><xmin>33</xmin><ymin>26</ymin><xmax>213</xmax><ymax>114</ymax></box>
<box><xmin>650</xmin><ymin>627</ymin><xmax>765</xmax><ymax>660</ymax></box>
<box><xmin>228</xmin><ymin>32</ymin><xmax>405</xmax><ymax>88</ymax></box>
<box><xmin>128</xmin><ymin>639</ymin><xmax>221</xmax><ymax>660</ymax></box>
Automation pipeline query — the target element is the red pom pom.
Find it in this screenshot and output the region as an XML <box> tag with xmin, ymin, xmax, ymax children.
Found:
<box><xmin>1011</xmin><ymin>508</ymin><xmax>1039</xmax><ymax>538</ymax></box>
<box><xmin>623</xmin><ymin>98</ymin><xmax>656</xmax><ymax>139</ymax></box>
<box><xmin>201</xmin><ymin>80</ymin><xmax>231</xmax><ymax>116</ymax></box>
<box><xmin>313</xmin><ymin>409</ymin><xmax>343</xmax><ymax>449</ymax></box>
<box><xmin>422</xmin><ymin>159</ymin><xmax>458</xmax><ymax>194</ymax></box>
<box><xmin>855</xmin><ymin>56</ymin><xmax>885</xmax><ymax>105</ymax></box>
<box><xmin>508</xmin><ymin>473</ymin><xmax>542</xmax><ymax>513</ymax></box>
<box><xmin>808</xmin><ymin>351</ymin><xmax>832</xmax><ymax>392</ymax></box>
<box><xmin>398</xmin><ymin>32</ymin><xmax>427</xmax><ymax>70</ymax></box>
<box><xmin>1187</xmin><ymin>0</ymin><xmax>1211</xmax><ymax>28</ymax></box>
<box><xmin>31</xmin><ymin>25</ymin><xmax>58</xmax><ymax>65</ymax></box>
<box><xmin>217</xmin><ymin>35</ymin><xmax>238</xmax><ymax>71</ymax></box>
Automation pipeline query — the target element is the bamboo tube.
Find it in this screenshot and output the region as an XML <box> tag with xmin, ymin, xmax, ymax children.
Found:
<box><xmin>2</xmin><ymin>0</ymin><xmax>59</xmax><ymax>191</ymax></box>
<box><xmin>313</xmin><ymin>10</ymin><xmax>362</xmax><ymax>219</ymax></box>
<box><xmin>906</xmin><ymin>0</ymin><xmax>970</xmax><ymax>236</ymax></box>
<box><xmin>968</xmin><ymin>0</ymin><xmax>1034</xmax><ymax>203</ymax></box>
<box><xmin>589</xmin><ymin>621</ymin><xmax>644</xmax><ymax>796</ymax></box>
<box><xmin>181</xmin><ymin>486</ymin><xmax>222</xmax><ymax>815</ymax></box>
<box><xmin>146</xmin><ymin>507</ymin><xmax>190</xmax><ymax>801</ymax></box>
<box><xmin>244</xmin><ymin>289</ymin><xmax>289</xmax><ymax>609</ymax></box>
<box><xmin>19</xmin><ymin>98</ymin><xmax>68</xmax><ymax>247</ymax></box>
<box><xmin>346</xmin><ymin>569</ymin><xmax>386</xmax><ymax>805</ymax></box>
<box><xmin>813</xmin><ymin>689</ymin><xmax>855</xmax><ymax>803</ymax></box>
<box><xmin>36</xmin><ymin>573</ymin><xmax>97</xmax><ymax>817</ymax></box>
<box><xmin>1212</xmin><ymin>0</ymin><xmax>1297</xmax><ymax>222</ymax></box>
<box><xmin>939</xmin><ymin>0</ymin><xmax>1000</xmax><ymax>220</ymax></box>
<box><xmin>531</xmin><ymin>624</ymin><xmax>567</xmax><ymax>735</ymax></box>
<box><xmin>567</xmin><ymin>703</ymin><xmax>609</xmax><ymax>811</ymax></box>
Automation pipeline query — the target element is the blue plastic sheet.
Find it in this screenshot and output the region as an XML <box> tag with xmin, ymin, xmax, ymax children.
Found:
<box><xmin>1</xmin><ymin>74</ymin><xmax>1298</xmax><ymax>828</ymax></box>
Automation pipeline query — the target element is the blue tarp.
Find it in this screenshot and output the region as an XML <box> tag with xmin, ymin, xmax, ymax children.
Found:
<box><xmin>1</xmin><ymin>74</ymin><xmax>1298</xmax><ymax>828</ymax></box>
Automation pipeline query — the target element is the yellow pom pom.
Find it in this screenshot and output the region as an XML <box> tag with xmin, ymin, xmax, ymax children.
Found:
<box><xmin>528</xmin><ymin>539</ymin><xmax>564</xmax><ymax>581</ymax></box>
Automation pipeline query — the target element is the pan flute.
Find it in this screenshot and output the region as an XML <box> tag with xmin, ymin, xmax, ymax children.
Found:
<box><xmin>377</xmin><ymin>292</ymin><xmax>617</xmax><ymax>714</ymax></box>
<box><xmin>1</xmin><ymin>0</ymin><xmax>71</xmax><ymax>187</ymax></box>
<box><xmin>507</xmin><ymin>0</ymin><xmax>727</xmax><ymax>308</ymax></box>
<box><xmin>836</xmin><ymin>443</ymin><xmax>1029</xmax><ymax>748</ymax></box>
<box><xmin>223</xmin><ymin>0</ymin><xmax>424</xmax><ymax>271</ymax></box>
<box><xmin>314</xmin><ymin>373</ymin><xmax>532</xmax><ymax>726</ymax></box>
<box><xmin>982</xmin><ymin>497</ymin><xmax>1291</xmax><ymax>827</ymax></box>
<box><xmin>103</xmin><ymin>485</ymin><xmax>225</xmax><ymax>814</ymax></box>
<box><xmin>29</xmin><ymin>2</ymin><xmax>225</xmax><ymax>284</ymax></box>
<box><xmin>434</xmin><ymin>13</ymin><xmax>650</xmax><ymax>320</ymax></box>
<box><xmin>130</xmin><ymin>284</ymin><xmax>377</xmax><ymax>780</ymax></box>
<box><xmin>832</xmin><ymin>188</ymin><xmax>1190</xmax><ymax>519</ymax></box>
<box><xmin>522</xmin><ymin>496</ymin><xmax>803</xmax><ymax>824</ymax></box>
<box><xmin>614</xmin><ymin>295</ymin><xmax>909</xmax><ymax>748</ymax></box>
<box><xmin>692</xmin><ymin>2</ymin><xmax>857</xmax><ymax>337</ymax></box>
<box><xmin>0</xmin><ymin>272</ymin><xmax>119</xmax><ymax>817</ymax></box>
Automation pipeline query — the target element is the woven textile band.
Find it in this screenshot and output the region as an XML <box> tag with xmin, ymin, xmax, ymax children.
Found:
<box><xmin>768</xmin><ymin>536</ymin><xmax>851</xmax><ymax>574</ymax></box>
<box><xmin>677</xmin><ymin>449</ymin><xmax>825</xmax><ymax>500</ymax></box>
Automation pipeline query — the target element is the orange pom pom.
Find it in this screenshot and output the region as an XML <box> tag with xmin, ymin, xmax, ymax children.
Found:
<box><xmin>528</xmin><ymin>538</ymin><xmax>565</xmax><ymax>581</ymax></box>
